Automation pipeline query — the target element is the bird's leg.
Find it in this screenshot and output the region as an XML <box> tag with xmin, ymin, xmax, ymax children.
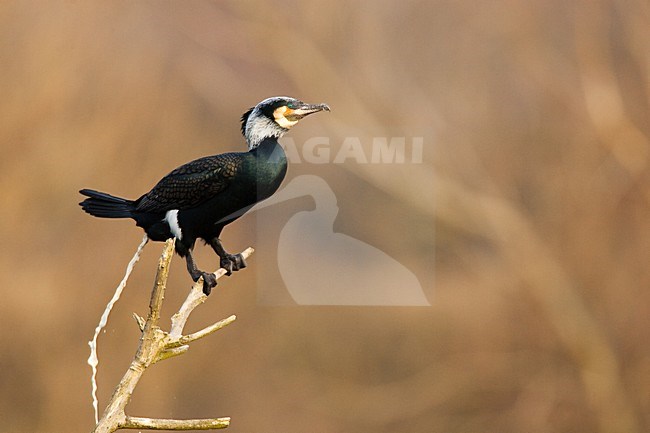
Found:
<box><xmin>209</xmin><ymin>238</ymin><xmax>247</xmax><ymax>276</ymax></box>
<box><xmin>184</xmin><ymin>250</ymin><xmax>217</xmax><ymax>295</ymax></box>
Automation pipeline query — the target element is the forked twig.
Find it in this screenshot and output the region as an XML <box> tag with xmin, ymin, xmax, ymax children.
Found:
<box><xmin>91</xmin><ymin>239</ymin><xmax>254</xmax><ymax>433</ymax></box>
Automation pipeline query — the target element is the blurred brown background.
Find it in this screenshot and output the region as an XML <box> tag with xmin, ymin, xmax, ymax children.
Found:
<box><xmin>1</xmin><ymin>1</ymin><xmax>649</xmax><ymax>432</ymax></box>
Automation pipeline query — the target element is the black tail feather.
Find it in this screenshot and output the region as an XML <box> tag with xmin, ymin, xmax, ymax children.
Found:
<box><xmin>79</xmin><ymin>189</ymin><xmax>136</xmax><ymax>218</ymax></box>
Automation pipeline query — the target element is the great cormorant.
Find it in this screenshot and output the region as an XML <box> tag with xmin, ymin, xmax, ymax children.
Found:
<box><xmin>80</xmin><ymin>96</ymin><xmax>330</xmax><ymax>294</ymax></box>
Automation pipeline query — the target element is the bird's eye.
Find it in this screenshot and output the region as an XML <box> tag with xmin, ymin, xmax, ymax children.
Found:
<box><xmin>287</xmin><ymin>102</ymin><xmax>296</xmax><ymax>109</ymax></box>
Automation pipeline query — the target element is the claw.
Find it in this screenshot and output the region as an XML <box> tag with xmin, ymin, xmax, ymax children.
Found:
<box><xmin>202</xmin><ymin>272</ymin><xmax>217</xmax><ymax>295</ymax></box>
<box><xmin>220</xmin><ymin>256</ymin><xmax>233</xmax><ymax>276</ymax></box>
<box><xmin>220</xmin><ymin>253</ymin><xmax>246</xmax><ymax>276</ymax></box>
<box><xmin>236</xmin><ymin>253</ymin><xmax>247</xmax><ymax>270</ymax></box>
<box><xmin>195</xmin><ymin>271</ymin><xmax>217</xmax><ymax>295</ymax></box>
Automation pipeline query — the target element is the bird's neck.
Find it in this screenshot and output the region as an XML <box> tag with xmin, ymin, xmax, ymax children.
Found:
<box><xmin>245</xmin><ymin>117</ymin><xmax>287</xmax><ymax>150</ymax></box>
<box><xmin>247</xmin><ymin>138</ymin><xmax>288</xmax><ymax>201</ymax></box>
<box><xmin>250</xmin><ymin>137</ymin><xmax>286</xmax><ymax>161</ymax></box>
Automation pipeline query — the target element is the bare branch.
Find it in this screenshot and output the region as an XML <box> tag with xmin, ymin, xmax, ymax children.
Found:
<box><xmin>170</xmin><ymin>247</ymin><xmax>254</xmax><ymax>339</ymax></box>
<box><xmin>178</xmin><ymin>315</ymin><xmax>237</xmax><ymax>346</ymax></box>
<box><xmin>89</xmin><ymin>235</ymin><xmax>149</xmax><ymax>424</ymax></box>
<box><xmin>132</xmin><ymin>313</ymin><xmax>145</xmax><ymax>332</ymax></box>
<box><xmin>155</xmin><ymin>345</ymin><xmax>190</xmax><ymax>363</ymax></box>
<box><xmin>91</xmin><ymin>239</ymin><xmax>253</xmax><ymax>432</ymax></box>
<box><xmin>123</xmin><ymin>416</ymin><xmax>230</xmax><ymax>430</ymax></box>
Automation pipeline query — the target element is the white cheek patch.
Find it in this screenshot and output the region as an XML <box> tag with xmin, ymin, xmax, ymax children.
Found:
<box><xmin>273</xmin><ymin>106</ymin><xmax>288</xmax><ymax>118</ymax></box>
<box><xmin>275</xmin><ymin>116</ymin><xmax>298</xmax><ymax>129</ymax></box>
<box><xmin>273</xmin><ymin>106</ymin><xmax>298</xmax><ymax>129</ymax></box>
<box><xmin>164</xmin><ymin>209</ymin><xmax>183</xmax><ymax>239</ymax></box>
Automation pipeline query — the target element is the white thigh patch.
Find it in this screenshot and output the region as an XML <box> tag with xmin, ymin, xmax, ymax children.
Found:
<box><xmin>164</xmin><ymin>209</ymin><xmax>183</xmax><ymax>239</ymax></box>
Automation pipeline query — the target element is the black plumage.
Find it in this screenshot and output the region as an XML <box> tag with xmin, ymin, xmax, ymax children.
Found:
<box><xmin>80</xmin><ymin>96</ymin><xmax>329</xmax><ymax>294</ymax></box>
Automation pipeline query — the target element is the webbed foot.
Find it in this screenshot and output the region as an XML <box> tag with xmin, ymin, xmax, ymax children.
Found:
<box><xmin>194</xmin><ymin>271</ymin><xmax>217</xmax><ymax>295</ymax></box>
<box><xmin>220</xmin><ymin>253</ymin><xmax>247</xmax><ymax>276</ymax></box>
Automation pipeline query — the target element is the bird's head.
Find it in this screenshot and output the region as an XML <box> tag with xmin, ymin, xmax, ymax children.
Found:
<box><xmin>241</xmin><ymin>96</ymin><xmax>330</xmax><ymax>149</ymax></box>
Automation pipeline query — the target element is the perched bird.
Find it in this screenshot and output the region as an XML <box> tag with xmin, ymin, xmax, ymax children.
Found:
<box><xmin>80</xmin><ymin>96</ymin><xmax>330</xmax><ymax>294</ymax></box>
